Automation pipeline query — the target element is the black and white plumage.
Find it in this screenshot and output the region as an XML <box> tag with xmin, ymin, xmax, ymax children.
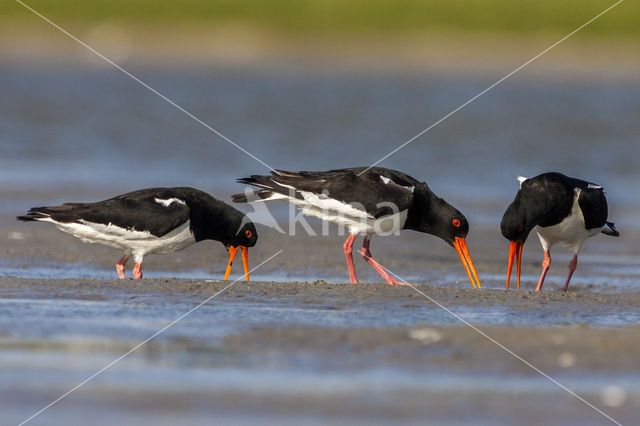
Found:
<box><xmin>233</xmin><ymin>167</ymin><xmax>480</xmax><ymax>287</ymax></box>
<box><xmin>17</xmin><ymin>187</ymin><xmax>258</xmax><ymax>280</ymax></box>
<box><xmin>501</xmin><ymin>172</ymin><xmax>619</xmax><ymax>292</ymax></box>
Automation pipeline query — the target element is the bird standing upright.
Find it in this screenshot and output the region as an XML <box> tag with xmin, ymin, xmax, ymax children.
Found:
<box><xmin>17</xmin><ymin>187</ymin><xmax>258</xmax><ymax>280</ymax></box>
<box><xmin>501</xmin><ymin>172</ymin><xmax>619</xmax><ymax>292</ymax></box>
<box><xmin>233</xmin><ymin>167</ymin><xmax>480</xmax><ymax>287</ymax></box>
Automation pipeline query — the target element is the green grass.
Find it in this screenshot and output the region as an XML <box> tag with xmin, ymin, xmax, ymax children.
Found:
<box><xmin>4</xmin><ymin>0</ymin><xmax>638</xmax><ymax>38</ymax></box>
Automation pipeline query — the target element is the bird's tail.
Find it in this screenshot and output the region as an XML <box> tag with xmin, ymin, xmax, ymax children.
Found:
<box><xmin>231</xmin><ymin>189</ymin><xmax>277</xmax><ymax>203</ymax></box>
<box><xmin>230</xmin><ymin>193</ymin><xmax>248</xmax><ymax>203</ymax></box>
<box><xmin>232</xmin><ymin>175</ymin><xmax>294</xmax><ymax>203</ymax></box>
<box><xmin>602</xmin><ymin>221</ymin><xmax>620</xmax><ymax>237</ymax></box>
<box><xmin>16</xmin><ymin>208</ymin><xmax>50</xmax><ymax>222</ymax></box>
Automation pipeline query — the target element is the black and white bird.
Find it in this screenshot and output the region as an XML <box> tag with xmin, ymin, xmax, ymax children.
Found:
<box><xmin>232</xmin><ymin>167</ymin><xmax>480</xmax><ymax>287</ymax></box>
<box><xmin>17</xmin><ymin>187</ymin><xmax>258</xmax><ymax>280</ymax></box>
<box><xmin>501</xmin><ymin>172</ymin><xmax>619</xmax><ymax>292</ymax></box>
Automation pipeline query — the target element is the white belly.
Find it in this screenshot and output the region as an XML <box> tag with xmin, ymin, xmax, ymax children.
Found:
<box><xmin>535</xmin><ymin>194</ymin><xmax>601</xmax><ymax>253</ymax></box>
<box><xmin>286</xmin><ymin>191</ymin><xmax>408</xmax><ymax>236</ymax></box>
<box><xmin>46</xmin><ymin>218</ymin><xmax>196</xmax><ymax>262</ymax></box>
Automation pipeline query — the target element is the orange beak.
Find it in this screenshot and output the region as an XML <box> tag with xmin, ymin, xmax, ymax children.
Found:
<box><xmin>453</xmin><ymin>237</ymin><xmax>481</xmax><ymax>289</ymax></box>
<box><xmin>506</xmin><ymin>240</ymin><xmax>523</xmax><ymax>290</ymax></box>
<box><xmin>223</xmin><ymin>246</ymin><xmax>250</xmax><ymax>281</ymax></box>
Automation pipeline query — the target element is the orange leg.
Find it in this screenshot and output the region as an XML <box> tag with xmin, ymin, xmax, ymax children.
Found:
<box><xmin>562</xmin><ymin>254</ymin><xmax>578</xmax><ymax>292</ymax></box>
<box><xmin>534</xmin><ymin>250</ymin><xmax>551</xmax><ymax>292</ymax></box>
<box><xmin>115</xmin><ymin>254</ymin><xmax>129</xmax><ymax>279</ymax></box>
<box><xmin>360</xmin><ymin>236</ymin><xmax>409</xmax><ymax>286</ymax></box>
<box><xmin>343</xmin><ymin>234</ymin><xmax>359</xmax><ymax>283</ymax></box>
<box><xmin>132</xmin><ymin>263</ymin><xmax>143</xmax><ymax>279</ymax></box>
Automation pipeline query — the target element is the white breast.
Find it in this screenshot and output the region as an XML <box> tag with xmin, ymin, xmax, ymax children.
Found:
<box><xmin>272</xmin><ymin>190</ymin><xmax>409</xmax><ymax>236</ymax></box>
<box><xmin>44</xmin><ymin>218</ymin><xmax>196</xmax><ymax>262</ymax></box>
<box><xmin>535</xmin><ymin>189</ymin><xmax>602</xmax><ymax>253</ymax></box>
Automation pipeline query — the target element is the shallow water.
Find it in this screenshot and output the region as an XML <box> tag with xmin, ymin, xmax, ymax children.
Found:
<box><xmin>2</xmin><ymin>65</ymin><xmax>640</xmax><ymax>204</ymax></box>
<box><xmin>2</xmin><ymin>63</ymin><xmax>640</xmax><ymax>424</ymax></box>
<box><xmin>2</xmin><ymin>279</ymin><xmax>640</xmax><ymax>424</ymax></box>
<box><xmin>2</xmin><ymin>63</ymin><xmax>639</xmax><ymax>279</ymax></box>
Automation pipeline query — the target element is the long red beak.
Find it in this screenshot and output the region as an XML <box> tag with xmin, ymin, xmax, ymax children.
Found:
<box><xmin>224</xmin><ymin>246</ymin><xmax>250</xmax><ymax>281</ymax></box>
<box><xmin>506</xmin><ymin>240</ymin><xmax>523</xmax><ymax>290</ymax></box>
<box><xmin>453</xmin><ymin>237</ymin><xmax>481</xmax><ymax>289</ymax></box>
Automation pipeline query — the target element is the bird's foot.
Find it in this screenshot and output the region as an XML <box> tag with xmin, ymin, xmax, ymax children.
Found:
<box><xmin>535</xmin><ymin>251</ymin><xmax>551</xmax><ymax>292</ymax></box>
<box><xmin>562</xmin><ymin>254</ymin><xmax>578</xmax><ymax>292</ymax></box>
<box><xmin>116</xmin><ymin>265</ymin><xmax>126</xmax><ymax>279</ymax></box>
<box><xmin>387</xmin><ymin>278</ymin><xmax>411</xmax><ymax>286</ymax></box>
<box><xmin>344</xmin><ymin>234</ymin><xmax>359</xmax><ymax>284</ymax></box>
<box><xmin>115</xmin><ymin>254</ymin><xmax>129</xmax><ymax>279</ymax></box>
<box><xmin>133</xmin><ymin>263</ymin><xmax>143</xmax><ymax>279</ymax></box>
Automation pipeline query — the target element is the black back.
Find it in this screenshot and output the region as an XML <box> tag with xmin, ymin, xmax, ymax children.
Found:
<box><xmin>235</xmin><ymin>167</ymin><xmax>469</xmax><ymax>246</ymax></box>
<box><xmin>577</xmin><ymin>187</ymin><xmax>608</xmax><ymax>230</ymax></box>
<box><xmin>18</xmin><ymin>187</ymin><xmax>257</xmax><ymax>248</ymax></box>
<box><xmin>501</xmin><ymin>172</ymin><xmax>609</xmax><ymax>242</ymax></box>
<box><xmin>402</xmin><ymin>182</ymin><xmax>470</xmax><ymax>245</ymax></box>
<box><xmin>237</xmin><ymin>167</ymin><xmax>416</xmax><ymax>218</ymax></box>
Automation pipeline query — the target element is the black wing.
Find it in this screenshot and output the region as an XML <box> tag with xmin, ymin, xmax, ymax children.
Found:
<box><xmin>578</xmin><ymin>186</ymin><xmax>608</xmax><ymax>230</ymax></box>
<box><xmin>18</xmin><ymin>188</ymin><xmax>191</xmax><ymax>237</ymax></box>
<box><xmin>236</xmin><ymin>167</ymin><xmax>417</xmax><ymax>218</ymax></box>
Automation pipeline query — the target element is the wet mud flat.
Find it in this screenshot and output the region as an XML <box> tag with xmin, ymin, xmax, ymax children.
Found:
<box><xmin>1</xmin><ymin>278</ymin><xmax>640</xmax><ymax>425</ymax></box>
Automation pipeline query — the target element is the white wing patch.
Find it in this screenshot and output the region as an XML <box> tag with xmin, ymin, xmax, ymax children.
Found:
<box><xmin>587</xmin><ymin>183</ymin><xmax>603</xmax><ymax>190</ymax></box>
<box><xmin>42</xmin><ymin>218</ymin><xmax>195</xmax><ymax>263</ymax></box>
<box><xmin>299</xmin><ymin>190</ymin><xmax>372</xmax><ymax>220</ymax></box>
<box><xmin>379</xmin><ymin>175</ymin><xmax>414</xmax><ymax>193</ymax></box>
<box><xmin>517</xmin><ymin>176</ymin><xmax>528</xmax><ymax>187</ymax></box>
<box><xmin>155</xmin><ymin>198</ymin><xmax>186</xmax><ymax>207</ymax></box>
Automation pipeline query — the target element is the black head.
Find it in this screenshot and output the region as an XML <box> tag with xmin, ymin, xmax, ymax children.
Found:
<box><xmin>429</xmin><ymin>206</ymin><xmax>469</xmax><ymax>247</ymax></box>
<box><xmin>219</xmin><ymin>217</ymin><xmax>258</xmax><ymax>282</ymax></box>
<box><xmin>501</xmin><ymin>195</ymin><xmax>537</xmax><ymax>290</ymax></box>
<box><xmin>500</xmin><ymin>198</ymin><xmax>535</xmax><ymax>244</ymax></box>
<box><xmin>405</xmin><ymin>186</ymin><xmax>469</xmax><ymax>246</ymax></box>
<box><xmin>500</xmin><ymin>177</ymin><xmax>557</xmax><ymax>290</ymax></box>
<box><xmin>404</xmin><ymin>183</ymin><xmax>480</xmax><ymax>288</ymax></box>
<box><xmin>229</xmin><ymin>220</ymin><xmax>258</xmax><ymax>248</ymax></box>
<box><xmin>182</xmin><ymin>189</ymin><xmax>258</xmax><ymax>281</ymax></box>
<box><xmin>501</xmin><ymin>173</ymin><xmax>578</xmax><ymax>244</ymax></box>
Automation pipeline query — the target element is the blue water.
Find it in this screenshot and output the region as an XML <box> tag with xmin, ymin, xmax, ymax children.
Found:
<box><xmin>1</xmin><ymin>65</ymin><xmax>639</xmax><ymax>205</ymax></box>
<box><xmin>2</xmin><ymin>63</ymin><xmax>640</xmax><ymax>425</ymax></box>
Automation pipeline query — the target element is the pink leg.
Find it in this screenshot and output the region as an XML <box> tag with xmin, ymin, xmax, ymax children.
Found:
<box><xmin>132</xmin><ymin>263</ymin><xmax>143</xmax><ymax>279</ymax></box>
<box><xmin>343</xmin><ymin>234</ymin><xmax>359</xmax><ymax>283</ymax></box>
<box><xmin>562</xmin><ymin>254</ymin><xmax>578</xmax><ymax>292</ymax></box>
<box><xmin>360</xmin><ymin>236</ymin><xmax>409</xmax><ymax>286</ymax></box>
<box><xmin>115</xmin><ymin>254</ymin><xmax>129</xmax><ymax>279</ymax></box>
<box><xmin>534</xmin><ymin>250</ymin><xmax>551</xmax><ymax>292</ymax></box>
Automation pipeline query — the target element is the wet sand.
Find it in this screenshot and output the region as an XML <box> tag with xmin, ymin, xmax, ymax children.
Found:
<box><xmin>2</xmin><ymin>49</ymin><xmax>640</xmax><ymax>423</ymax></box>
<box><xmin>2</xmin><ymin>213</ymin><xmax>640</xmax><ymax>425</ymax></box>
<box><xmin>2</xmin><ymin>276</ymin><xmax>640</xmax><ymax>425</ymax></box>
<box><xmin>3</xmin><ymin>211</ymin><xmax>639</xmax><ymax>290</ymax></box>
<box><xmin>2</xmin><ymin>216</ymin><xmax>640</xmax><ymax>425</ymax></box>
<box><xmin>4</xmin><ymin>275</ymin><xmax>640</xmax><ymax>318</ymax></box>
<box><xmin>3</xmin><ymin>208</ymin><xmax>640</xmax><ymax>425</ymax></box>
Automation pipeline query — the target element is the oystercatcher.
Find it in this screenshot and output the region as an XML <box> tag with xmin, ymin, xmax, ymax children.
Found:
<box><xmin>232</xmin><ymin>167</ymin><xmax>480</xmax><ymax>287</ymax></box>
<box><xmin>501</xmin><ymin>172</ymin><xmax>619</xmax><ymax>292</ymax></box>
<box><xmin>17</xmin><ymin>187</ymin><xmax>258</xmax><ymax>280</ymax></box>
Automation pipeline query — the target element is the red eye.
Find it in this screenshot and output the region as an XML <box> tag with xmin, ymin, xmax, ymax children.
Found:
<box><xmin>517</xmin><ymin>224</ymin><xmax>525</xmax><ymax>232</ymax></box>
<box><xmin>245</xmin><ymin>230</ymin><xmax>252</xmax><ymax>238</ymax></box>
<box><xmin>452</xmin><ymin>219</ymin><xmax>461</xmax><ymax>227</ymax></box>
